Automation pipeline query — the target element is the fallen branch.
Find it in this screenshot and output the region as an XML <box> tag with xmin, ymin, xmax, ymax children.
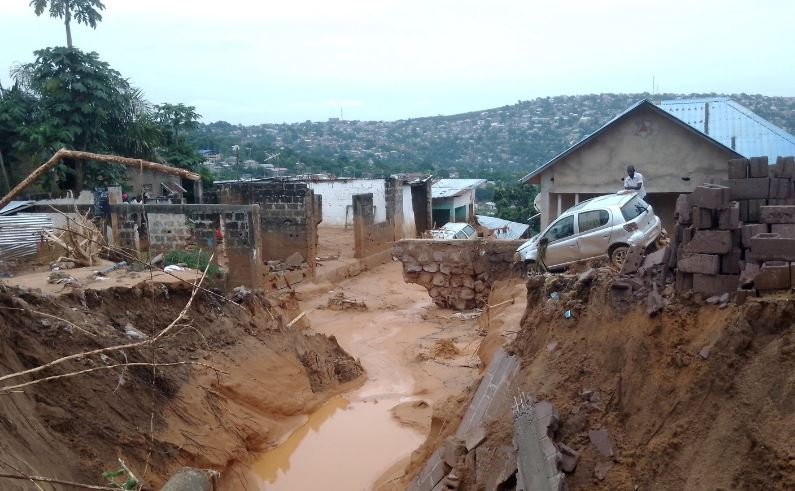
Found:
<box><xmin>0</xmin><ymin>472</ymin><xmax>118</xmax><ymax>490</ymax></box>
<box><xmin>0</xmin><ymin>148</ymin><xmax>200</xmax><ymax>210</ymax></box>
<box><xmin>0</xmin><ymin>256</ymin><xmax>212</xmax><ymax>386</ymax></box>
<box><xmin>0</xmin><ymin>361</ymin><xmax>228</xmax><ymax>393</ymax></box>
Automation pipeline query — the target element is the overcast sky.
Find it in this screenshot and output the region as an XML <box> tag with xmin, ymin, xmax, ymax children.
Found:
<box><xmin>1</xmin><ymin>0</ymin><xmax>792</xmax><ymax>124</ymax></box>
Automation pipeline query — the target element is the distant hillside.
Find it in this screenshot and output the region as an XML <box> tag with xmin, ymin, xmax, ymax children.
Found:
<box><xmin>189</xmin><ymin>93</ymin><xmax>795</xmax><ymax>182</ymax></box>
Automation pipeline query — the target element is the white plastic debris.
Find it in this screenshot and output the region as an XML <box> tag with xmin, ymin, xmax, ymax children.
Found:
<box><xmin>164</xmin><ymin>265</ymin><xmax>184</xmax><ymax>273</ymax></box>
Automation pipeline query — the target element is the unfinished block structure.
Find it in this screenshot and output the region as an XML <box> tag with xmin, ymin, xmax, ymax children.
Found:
<box><xmin>671</xmin><ymin>156</ymin><xmax>795</xmax><ymax>296</ymax></box>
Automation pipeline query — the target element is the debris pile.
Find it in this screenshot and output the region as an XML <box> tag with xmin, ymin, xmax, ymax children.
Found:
<box><xmin>265</xmin><ymin>251</ymin><xmax>310</xmax><ymax>289</ymax></box>
<box><xmin>324</xmin><ymin>290</ymin><xmax>368</xmax><ymax>311</ymax></box>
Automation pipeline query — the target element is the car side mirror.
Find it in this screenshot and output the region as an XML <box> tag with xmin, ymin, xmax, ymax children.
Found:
<box><xmin>539</xmin><ymin>237</ymin><xmax>549</xmax><ymax>246</ymax></box>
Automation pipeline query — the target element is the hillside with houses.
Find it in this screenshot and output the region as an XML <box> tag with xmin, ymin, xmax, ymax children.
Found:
<box><xmin>189</xmin><ymin>93</ymin><xmax>795</xmax><ymax>181</ymax></box>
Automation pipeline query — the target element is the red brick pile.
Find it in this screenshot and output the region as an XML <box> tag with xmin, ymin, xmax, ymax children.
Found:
<box><xmin>671</xmin><ymin>156</ymin><xmax>795</xmax><ymax>298</ymax></box>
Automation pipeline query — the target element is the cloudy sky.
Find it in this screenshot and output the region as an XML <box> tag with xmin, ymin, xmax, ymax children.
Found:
<box><xmin>1</xmin><ymin>0</ymin><xmax>792</xmax><ymax>124</ymax></box>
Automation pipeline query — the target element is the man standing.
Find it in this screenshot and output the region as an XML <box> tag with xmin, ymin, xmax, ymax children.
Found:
<box><xmin>623</xmin><ymin>165</ymin><xmax>646</xmax><ymax>198</ymax></box>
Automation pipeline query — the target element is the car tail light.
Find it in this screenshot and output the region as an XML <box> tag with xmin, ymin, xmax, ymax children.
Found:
<box><xmin>623</xmin><ymin>222</ymin><xmax>639</xmax><ymax>233</ymax></box>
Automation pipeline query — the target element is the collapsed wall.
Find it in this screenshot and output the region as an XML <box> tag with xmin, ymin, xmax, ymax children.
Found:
<box><xmin>392</xmin><ymin>239</ymin><xmax>524</xmax><ymax>310</ymax></box>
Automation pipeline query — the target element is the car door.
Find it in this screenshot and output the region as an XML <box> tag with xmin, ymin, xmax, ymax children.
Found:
<box><xmin>541</xmin><ymin>215</ymin><xmax>580</xmax><ymax>267</ymax></box>
<box><xmin>576</xmin><ymin>209</ymin><xmax>612</xmax><ymax>259</ymax></box>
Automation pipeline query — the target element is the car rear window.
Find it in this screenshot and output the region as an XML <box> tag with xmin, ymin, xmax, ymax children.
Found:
<box><xmin>578</xmin><ymin>210</ymin><xmax>609</xmax><ymax>232</ymax></box>
<box><xmin>620</xmin><ymin>196</ymin><xmax>649</xmax><ymax>221</ymax></box>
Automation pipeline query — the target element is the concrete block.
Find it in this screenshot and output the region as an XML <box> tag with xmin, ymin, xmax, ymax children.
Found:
<box><xmin>693</xmin><ymin>274</ymin><xmax>739</xmax><ymax>296</ymax></box>
<box><xmin>689</xmin><ymin>184</ymin><xmax>730</xmax><ymax>210</ymax></box>
<box><xmin>741</xmin><ymin>223</ymin><xmax>769</xmax><ymax>248</ymax></box>
<box><xmin>750</xmin><ymin>233</ymin><xmax>795</xmax><ymax>261</ymax></box>
<box><xmin>755</xmin><ymin>261</ymin><xmax>791</xmax><ymax>290</ymax></box>
<box><xmin>677</xmin><ymin>254</ymin><xmax>720</xmax><ymax>274</ymax></box>
<box><xmin>760</xmin><ymin>205</ymin><xmax>795</xmax><ymax>224</ymax></box>
<box><xmin>772</xmin><ymin>156</ymin><xmax>795</xmax><ymax>179</ymax></box>
<box><xmin>620</xmin><ymin>244</ymin><xmax>644</xmax><ymax>274</ymax></box>
<box><xmin>675</xmin><ymin>270</ymin><xmax>693</xmax><ymax>291</ymax></box>
<box><xmin>684</xmin><ymin>230</ymin><xmax>733</xmax><ymax>255</ymax></box>
<box><xmin>718</xmin><ymin>202</ymin><xmax>740</xmax><ymax>230</ymax></box>
<box><xmin>727</xmin><ymin>158</ymin><xmax>749</xmax><ymax>179</ymax></box>
<box><xmin>692</xmin><ymin>207</ymin><xmax>714</xmax><ymax>229</ymax></box>
<box><xmin>675</xmin><ymin>194</ymin><xmax>692</xmax><ymax>224</ymax></box>
<box><xmin>748</xmin><ymin>199</ymin><xmax>766</xmax><ymax>222</ymax></box>
<box><xmin>738</xmin><ymin>200</ymin><xmax>749</xmax><ymax>222</ymax></box>
<box><xmin>769</xmin><ymin>178</ymin><xmax>793</xmax><ymax>199</ymax></box>
<box><xmin>771</xmin><ymin>223</ymin><xmax>795</xmax><ymax>238</ymax></box>
<box><xmin>724</xmin><ymin>178</ymin><xmax>770</xmax><ymax>200</ymax></box>
<box><xmin>748</xmin><ymin>156</ymin><xmax>769</xmax><ymax>177</ymax></box>
<box><xmin>682</xmin><ymin>226</ymin><xmax>694</xmax><ymax>245</ymax></box>
<box><xmin>721</xmin><ymin>248</ymin><xmax>742</xmax><ymax>275</ymax></box>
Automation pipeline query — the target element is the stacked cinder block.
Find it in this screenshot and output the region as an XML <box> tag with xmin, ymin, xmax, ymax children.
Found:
<box><xmin>672</xmin><ymin>183</ymin><xmax>740</xmax><ymax>296</ymax></box>
<box><xmin>672</xmin><ymin>156</ymin><xmax>795</xmax><ymax>297</ymax></box>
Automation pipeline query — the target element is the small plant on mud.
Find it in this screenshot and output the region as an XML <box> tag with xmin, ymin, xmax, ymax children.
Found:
<box><xmin>164</xmin><ymin>249</ymin><xmax>223</xmax><ymax>279</ymax></box>
<box><xmin>102</xmin><ymin>468</ymin><xmax>138</xmax><ymax>489</ymax></box>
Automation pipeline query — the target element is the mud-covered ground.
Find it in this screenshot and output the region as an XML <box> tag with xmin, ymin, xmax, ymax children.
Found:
<box><xmin>0</xmin><ymin>278</ymin><xmax>362</xmax><ymax>490</ymax></box>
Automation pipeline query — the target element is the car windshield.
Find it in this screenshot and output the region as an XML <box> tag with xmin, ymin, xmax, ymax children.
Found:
<box><xmin>620</xmin><ymin>196</ymin><xmax>649</xmax><ymax>221</ymax></box>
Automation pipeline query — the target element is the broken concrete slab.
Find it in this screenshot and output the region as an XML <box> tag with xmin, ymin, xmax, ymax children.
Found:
<box><xmin>588</xmin><ymin>428</ymin><xmax>615</xmax><ymax>458</ymax></box>
<box><xmin>463</xmin><ymin>425</ymin><xmax>487</xmax><ymax>452</ymax></box>
<box><xmin>443</xmin><ymin>437</ymin><xmax>467</xmax><ymax>468</ymax></box>
<box><xmin>285</xmin><ymin>251</ymin><xmax>305</xmax><ymax>267</ymax></box>
<box><xmin>620</xmin><ymin>244</ymin><xmax>645</xmax><ymax>274</ymax></box>
<box><xmin>558</xmin><ymin>443</ymin><xmax>579</xmax><ymax>473</ymax></box>
<box><xmin>475</xmin><ymin>446</ymin><xmax>518</xmax><ymax>491</ymax></box>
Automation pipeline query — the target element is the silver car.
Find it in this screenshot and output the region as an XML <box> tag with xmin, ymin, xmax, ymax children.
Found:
<box><xmin>515</xmin><ymin>192</ymin><xmax>662</xmax><ymax>270</ymax></box>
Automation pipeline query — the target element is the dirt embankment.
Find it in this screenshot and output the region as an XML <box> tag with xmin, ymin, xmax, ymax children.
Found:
<box><xmin>442</xmin><ymin>271</ymin><xmax>794</xmax><ymax>490</ymax></box>
<box><xmin>0</xmin><ymin>281</ymin><xmax>363</xmax><ymax>490</ymax></box>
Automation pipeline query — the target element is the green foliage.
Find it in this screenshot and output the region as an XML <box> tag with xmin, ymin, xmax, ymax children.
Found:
<box><xmin>30</xmin><ymin>0</ymin><xmax>106</xmax><ymax>47</ymax></box>
<box><xmin>102</xmin><ymin>468</ymin><xmax>137</xmax><ymax>490</ymax></box>
<box><xmin>493</xmin><ymin>183</ymin><xmax>539</xmax><ymax>226</ymax></box>
<box><xmin>164</xmin><ymin>249</ymin><xmax>222</xmax><ymax>279</ymax></box>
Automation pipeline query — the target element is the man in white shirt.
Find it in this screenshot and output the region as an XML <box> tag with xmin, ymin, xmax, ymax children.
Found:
<box><xmin>623</xmin><ymin>165</ymin><xmax>646</xmax><ymax>199</ymax></box>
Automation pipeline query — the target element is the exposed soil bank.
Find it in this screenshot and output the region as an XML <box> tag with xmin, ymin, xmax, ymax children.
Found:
<box><xmin>408</xmin><ymin>271</ymin><xmax>795</xmax><ymax>490</ymax></box>
<box><xmin>0</xmin><ymin>280</ymin><xmax>362</xmax><ymax>490</ymax></box>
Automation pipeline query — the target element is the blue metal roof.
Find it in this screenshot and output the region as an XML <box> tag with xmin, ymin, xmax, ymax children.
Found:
<box><xmin>519</xmin><ymin>99</ymin><xmax>741</xmax><ymax>184</ymax></box>
<box><xmin>658</xmin><ymin>97</ymin><xmax>795</xmax><ymax>160</ymax></box>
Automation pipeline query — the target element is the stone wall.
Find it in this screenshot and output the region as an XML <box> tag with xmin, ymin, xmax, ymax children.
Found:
<box><xmin>392</xmin><ymin>239</ymin><xmax>524</xmax><ymax>310</ymax></box>
<box><xmin>213</xmin><ymin>181</ymin><xmax>320</xmax><ymax>272</ymax></box>
<box><xmin>110</xmin><ymin>203</ymin><xmax>263</xmax><ymax>289</ymax></box>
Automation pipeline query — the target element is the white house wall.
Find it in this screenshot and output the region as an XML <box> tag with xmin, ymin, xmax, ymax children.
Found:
<box><xmin>308</xmin><ymin>179</ymin><xmax>387</xmax><ymax>226</ymax></box>
<box><xmin>401</xmin><ymin>185</ymin><xmax>417</xmax><ymax>238</ymax></box>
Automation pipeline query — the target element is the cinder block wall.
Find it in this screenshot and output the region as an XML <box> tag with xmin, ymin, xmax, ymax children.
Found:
<box><xmin>110</xmin><ymin>204</ymin><xmax>264</xmax><ymax>289</ymax></box>
<box><xmin>392</xmin><ymin>239</ymin><xmax>524</xmax><ymax>310</ymax></box>
<box><xmin>213</xmin><ymin>181</ymin><xmax>319</xmax><ymax>271</ymax></box>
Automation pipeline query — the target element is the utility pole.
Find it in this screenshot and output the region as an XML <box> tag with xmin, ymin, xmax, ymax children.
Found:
<box><xmin>232</xmin><ymin>145</ymin><xmax>240</xmax><ymax>180</ymax></box>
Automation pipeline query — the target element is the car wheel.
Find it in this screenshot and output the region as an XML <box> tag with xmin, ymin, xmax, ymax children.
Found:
<box><xmin>610</xmin><ymin>245</ymin><xmax>629</xmax><ymax>269</ymax></box>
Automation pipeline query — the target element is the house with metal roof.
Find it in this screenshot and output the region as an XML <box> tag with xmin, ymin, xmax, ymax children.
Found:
<box><xmin>431</xmin><ymin>178</ymin><xmax>486</xmax><ymax>226</ymax></box>
<box><xmin>476</xmin><ymin>215</ymin><xmax>530</xmax><ymax>240</ymax></box>
<box><xmin>520</xmin><ymin>99</ymin><xmax>744</xmax><ymax>231</ymax></box>
<box><xmin>658</xmin><ymin>97</ymin><xmax>795</xmax><ymax>160</ymax></box>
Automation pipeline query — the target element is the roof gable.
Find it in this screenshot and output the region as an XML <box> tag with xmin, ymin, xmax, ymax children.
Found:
<box><xmin>520</xmin><ymin>99</ymin><xmax>742</xmax><ymax>184</ymax></box>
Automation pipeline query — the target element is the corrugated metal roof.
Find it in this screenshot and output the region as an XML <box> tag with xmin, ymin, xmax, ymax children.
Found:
<box><xmin>476</xmin><ymin>215</ymin><xmax>530</xmax><ymax>240</ymax></box>
<box><xmin>519</xmin><ymin>99</ymin><xmax>742</xmax><ymax>184</ymax></box>
<box><xmin>0</xmin><ymin>214</ymin><xmax>53</xmax><ymax>261</ymax></box>
<box><xmin>432</xmin><ymin>179</ymin><xmax>487</xmax><ymax>198</ymax></box>
<box><xmin>658</xmin><ymin>97</ymin><xmax>795</xmax><ymax>160</ymax></box>
<box><xmin>0</xmin><ymin>200</ymin><xmax>34</xmax><ymax>216</ymax></box>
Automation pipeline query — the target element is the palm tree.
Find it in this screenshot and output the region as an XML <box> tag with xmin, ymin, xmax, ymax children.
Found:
<box><xmin>30</xmin><ymin>0</ymin><xmax>105</xmax><ymax>48</ymax></box>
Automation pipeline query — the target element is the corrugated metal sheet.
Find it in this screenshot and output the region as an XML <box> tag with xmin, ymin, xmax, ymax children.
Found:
<box><xmin>0</xmin><ymin>214</ymin><xmax>53</xmax><ymax>261</ymax></box>
<box><xmin>432</xmin><ymin>179</ymin><xmax>487</xmax><ymax>198</ymax></box>
<box><xmin>476</xmin><ymin>215</ymin><xmax>530</xmax><ymax>240</ymax></box>
<box><xmin>0</xmin><ymin>200</ymin><xmax>34</xmax><ymax>216</ymax></box>
<box><xmin>659</xmin><ymin>98</ymin><xmax>795</xmax><ymax>160</ymax></box>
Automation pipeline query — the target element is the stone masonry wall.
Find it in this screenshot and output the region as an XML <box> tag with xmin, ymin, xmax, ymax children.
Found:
<box><xmin>213</xmin><ymin>181</ymin><xmax>319</xmax><ymax>272</ymax></box>
<box><xmin>392</xmin><ymin>239</ymin><xmax>524</xmax><ymax>310</ymax></box>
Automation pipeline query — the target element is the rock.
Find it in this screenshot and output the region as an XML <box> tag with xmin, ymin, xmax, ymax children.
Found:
<box><xmin>160</xmin><ymin>468</ymin><xmax>214</xmax><ymax>491</ymax></box>
<box><xmin>646</xmin><ymin>290</ymin><xmax>665</xmax><ymax>316</ymax></box>
<box><xmin>588</xmin><ymin>428</ymin><xmax>615</xmax><ymax>458</ymax></box>
<box><xmin>594</xmin><ymin>461</ymin><xmax>613</xmax><ymax>481</ymax></box>
<box><xmin>546</xmin><ymin>341</ymin><xmax>558</xmax><ymax>352</ymax></box>
<box><xmin>699</xmin><ymin>346</ymin><xmax>710</xmax><ymax>359</ymax></box>
<box><xmin>423</xmin><ymin>263</ymin><xmax>439</xmax><ymax>273</ymax></box>
<box><xmin>285</xmin><ymin>251</ymin><xmax>304</xmax><ymax>267</ymax></box>
<box><xmin>124</xmin><ymin>323</ymin><xmax>148</xmax><ymax>340</ymax></box>
<box><xmin>558</xmin><ymin>443</ymin><xmax>579</xmax><ymax>473</ymax></box>
<box><xmin>706</xmin><ymin>295</ymin><xmax>722</xmax><ymax>305</ymax></box>
<box><xmin>443</xmin><ymin>437</ymin><xmax>467</xmax><ymax>467</ymax></box>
